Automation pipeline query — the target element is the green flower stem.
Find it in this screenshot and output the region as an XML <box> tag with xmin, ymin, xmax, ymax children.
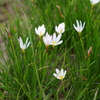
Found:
<box><xmin>61</xmin><ymin>80</ymin><xmax>66</xmax><ymax>95</ymax></box>
<box><xmin>87</xmin><ymin>57</ymin><xmax>90</xmax><ymax>79</ymax></box>
<box><xmin>34</xmin><ymin>63</ymin><xmax>45</xmax><ymax>99</ymax></box>
<box><xmin>38</xmin><ymin>40</ymin><xmax>42</xmax><ymax>69</ymax></box>
<box><xmin>90</xmin><ymin>5</ymin><xmax>94</xmax><ymax>17</ymax></box>
<box><xmin>79</xmin><ymin>33</ymin><xmax>86</xmax><ymax>58</ymax></box>
<box><xmin>55</xmin><ymin>80</ymin><xmax>65</xmax><ymax>99</ymax></box>
<box><xmin>22</xmin><ymin>53</ymin><xmax>26</xmax><ymax>73</ymax></box>
<box><xmin>52</xmin><ymin>45</ymin><xmax>55</xmax><ymax>51</ymax></box>
<box><xmin>28</xmin><ymin>27</ymin><xmax>37</xmax><ymax>98</ymax></box>
<box><xmin>10</xmin><ymin>37</ymin><xmax>19</xmax><ymax>75</ymax></box>
<box><xmin>41</xmin><ymin>51</ymin><xmax>48</xmax><ymax>83</ymax></box>
<box><xmin>46</xmin><ymin>46</ymin><xmax>49</xmax><ymax>53</ymax></box>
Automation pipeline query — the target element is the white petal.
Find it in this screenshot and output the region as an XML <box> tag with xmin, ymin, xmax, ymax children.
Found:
<box><xmin>73</xmin><ymin>24</ymin><xmax>79</xmax><ymax>32</ymax></box>
<box><xmin>62</xmin><ymin>22</ymin><xmax>65</xmax><ymax>28</ymax></box>
<box><xmin>79</xmin><ymin>21</ymin><xmax>82</xmax><ymax>29</ymax></box>
<box><xmin>56</xmin><ymin>68</ymin><xmax>60</xmax><ymax>74</ymax></box>
<box><xmin>83</xmin><ymin>22</ymin><xmax>85</xmax><ymax>29</ymax></box>
<box><xmin>53</xmin><ymin>33</ymin><xmax>57</xmax><ymax>41</ymax></box>
<box><xmin>43</xmin><ymin>32</ymin><xmax>52</xmax><ymax>45</ymax></box>
<box><xmin>61</xmin><ymin>23</ymin><xmax>65</xmax><ymax>33</ymax></box>
<box><xmin>59</xmin><ymin>23</ymin><xmax>65</xmax><ymax>29</ymax></box>
<box><xmin>42</xmin><ymin>24</ymin><xmax>45</xmax><ymax>28</ymax></box>
<box><xmin>56</xmin><ymin>76</ymin><xmax>62</xmax><ymax>80</ymax></box>
<box><xmin>58</xmin><ymin>24</ymin><xmax>61</xmax><ymax>30</ymax></box>
<box><xmin>55</xmin><ymin>26</ymin><xmax>58</xmax><ymax>33</ymax></box>
<box><xmin>43</xmin><ymin>36</ymin><xmax>45</xmax><ymax>43</ymax></box>
<box><xmin>61</xmin><ymin>69</ymin><xmax>64</xmax><ymax>74</ymax></box>
<box><xmin>41</xmin><ymin>24</ymin><xmax>45</xmax><ymax>34</ymax></box>
<box><xmin>57</xmin><ymin>40</ymin><xmax>63</xmax><ymax>45</ymax></box>
<box><xmin>73</xmin><ymin>24</ymin><xmax>77</xmax><ymax>30</ymax></box>
<box><xmin>56</xmin><ymin>34</ymin><xmax>62</xmax><ymax>42</ymax></box>
<box><xmin>64</xmin><ymin>70</ymin><xmax>67</xmax><ymax>77</ymax></box>
<box><xmin>53</xmin><ymin>73</ymin><xmax>57</xmax><ymax>78</ymax></box>
<box><xmin>42</xmin><ymin>28</ymin><xmax>46</xmax><ymax>35</ymax></box>
<box><xmin>51</xmin><ymin>40</ymin><xmax>63</xmax><ymax>46</ymax></box>
<box><xmin>90</xmin><ymin>0</ymin><xmax>100</xmax><ymax>4</ymax></box>
<box><xmin>26</xmin><ymin>41</ymin><xmax>30</xmax><ymax>48</ymax></box>
<box><xmin>38</xmin><ymin>26</ymin><xmax>41</xmax><ymax>31</ymax></box>
<box><xmin>76</xmin><ymin>20</ymin><xmax>79</xmax><ymax>28</ymax></box>
<box><xmin>23</xmin><ymin>44</ymin><xmax>27</xmax><ymax>49</ymax></box>
<box><xmin>35</xmin><ymin>28</ymin><xmax>39</xmax><ymax>35</ymax></box>
<box><xmin>43</xmin><ymin>37</ymin><xmax>48</xmax><ymax>45</ymax></box>
<box><xmin>19</xmin><ymin>37</ymin><xmax>24</xmax><ymax>48</ymax></box>
<box><xmin>46</xmin><ymin>32</ymin><xmax>49</xmax><ymax>36</ymax></box>
<box><xmin>26</xmin><ymin>37</ymin><xmax>28</xmax><ymax>45</ymax></box>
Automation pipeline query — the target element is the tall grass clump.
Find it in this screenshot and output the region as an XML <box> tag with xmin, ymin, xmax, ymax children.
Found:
<box><xmin>0</xmin><ymin>0</ymin><xmax>100</xmax><ymax>99</ymax></box>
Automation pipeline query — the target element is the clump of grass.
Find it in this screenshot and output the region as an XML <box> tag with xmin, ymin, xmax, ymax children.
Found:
<box><xmin>0</xmin><ymin>0</ymin><xmax>100</xmax><ymax>99</ymax></box>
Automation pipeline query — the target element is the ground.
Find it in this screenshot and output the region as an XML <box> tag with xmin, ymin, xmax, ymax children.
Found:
<box><xmin>0</xmin><ymin>0</ymin><xmax>15</xmax><ymax>63</ymax></box>
<box><xmin>0</xmin><ymin>0</ymin><xmax>22</xmax><ymax>63</ymax></box>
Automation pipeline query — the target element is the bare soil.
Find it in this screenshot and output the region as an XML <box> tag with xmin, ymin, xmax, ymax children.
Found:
<box><xmin>0</xmin><ymin>1</ymin><xmax>15</xmax><ymax>23</ymax></box>
<box><xmin>0</xmin><ymin>1</ymin><xmax>16</xmax><ymax>64</ymax></box>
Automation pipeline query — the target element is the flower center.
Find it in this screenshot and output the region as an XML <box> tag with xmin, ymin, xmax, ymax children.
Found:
<box><xmin>60</xmin><ymin>30</ymin><xmax>62</xmax><ymax>33</ymax></box>
<box><xmin>52</xmin><ymin>41</ymin><xmax>57</xmax><ymax>44</ymax></box>
<box><xmin>59</xmin><ymin>76</ymin><xmax>64</xmax><ymax>79</ymax></box>
<box><xmin>22</xmin><ymin>49</ymin><xmax>25</xmax><ymax>53</ymax></box>
<box><xmin>40</xmin><ymin>32</ymin><xmax>42</xmax><ymax>36</ymax></box>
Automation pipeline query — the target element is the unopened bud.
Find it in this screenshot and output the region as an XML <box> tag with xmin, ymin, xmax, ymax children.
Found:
<box><xmin>88</xmin><ymin>46</ymin><xmax>92</xmax><ymax>57</ymax></box>
<box><xmin>5</xmin><ymin>27</ymin><xmax>11</xmax><ymax>37</ymax></box>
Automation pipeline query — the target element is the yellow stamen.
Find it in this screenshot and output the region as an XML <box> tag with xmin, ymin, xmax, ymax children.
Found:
<box><xmin>52</xmin><ymin>41</ymin><xmax>57</xmax><ymax>44</ymax></box>
<box><xmin>78</xmin><ymin>32</ymin><xmax>81</xmax><ymax>37</ymax></box>
<box><xmin>59</xmin><ymin>76</ymin><xmax>64</xmax><ymax>80</ymax></box>
<box><xmin>46</xmin><ymin>45</ymin><xmax>49</xmax><ymax>48</ymax></box>
<box><xmin>22</xmin><ymin>49</ymin><xmax>25</xmax><ymax>53</ymax></box>
<box><xmin>60</xmin><ymin>30</ymin><xmax>62</xmax><ymax>33</ymax></box>
<box><xmin>40</xmin><ymin>32</ymin><xmax>42</xmax><ymax>36</ymax></box>
<box><xmin>92</xmin><ymin>4</ymin><xmax>94</xmax><ymax>7</ymax></box>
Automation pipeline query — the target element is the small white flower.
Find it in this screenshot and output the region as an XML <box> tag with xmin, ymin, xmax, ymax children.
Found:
<box><xmin>73</xmin><ymin>20</ymin><xmax>85</xmax><ymax>33</ymax></box>
<box><xmin>50</xmin><ymin>33</ymin><xmax>63</xmax><ymax>46</ymax></box>
<box><xmin>35</xmin><ymin>24</ymin><xmax>46</xmax><ymax>36</ymax></box>
<box><xmin>43</xmin><ymin>32</ymin><xmax>52</xmax><ymax>47</ymax></box>
<box><xmin>18</xmin><ymin>37</ymin><xmax>30</xmax><ymax>50</ymax></box>
<box><xmin>53</xmin><ymin>68</ymin><xmax>66</xmax><ymax>80</ymax></box>
<box><xmin>90</xmin><ymin>0</ymin><xmax>100</xmax><ymax>5</ymax></box>
<box><xmin>55</xmin><ymin>22</ymin><xmax>65</xmax><ymax>34</ymax></box>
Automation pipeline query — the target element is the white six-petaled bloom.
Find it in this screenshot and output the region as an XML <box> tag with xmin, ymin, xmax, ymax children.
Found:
<box><xmin>50</xmin><ymin>33</ymin><xmax>63</xmax><ymax>46</ymax></box>
<box><xmin>43</xmin><ymin>32</ymin><xmax>52</xmax><ymax>47</ymax></box>
<box><xmin>35</xmin><ymin>24</ymin><xmax>46</xmax><ymax>36</ymax></box>
<box><xmin>55</xmin><ymin>22</ymin><xmax>65</xmax><ymax>34</ymax></box>
<box><xmin>90</xmin><ymin>0</ymin><xmax>100</xmax><ymax>5</ymax></box>
<box><xmin>18</xmin><ymin>37</ymin><xmax>30</xmax><ymax>51</ymax></box>
<box><xmin>73</xmin><ymin>20</ymin><xmax>85</xmax><ymax>34</ymax></box>
<box><xmin>53</xmin><ymin>68</ymin><xmax>66</xmax><ymax>80</ymax></box>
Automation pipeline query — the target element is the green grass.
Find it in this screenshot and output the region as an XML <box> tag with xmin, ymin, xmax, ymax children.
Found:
<box><xmin>0</xmin><ymin>0</ymin><xmax>100</xmax><ymax>99</ymax></box>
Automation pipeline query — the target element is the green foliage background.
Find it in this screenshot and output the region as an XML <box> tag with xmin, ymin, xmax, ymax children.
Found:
<box><xmin>0</xmin><ymin>0</ymin><xmax>100</xmax><ymax>99</ymax></box>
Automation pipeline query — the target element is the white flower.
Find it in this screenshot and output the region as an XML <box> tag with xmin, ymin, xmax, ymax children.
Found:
<box><xmin>90</xmin><ymin>0</ymin><xmax>100</xmax><ymax>5</ymax></box>
<box><xmin>43</xmin><ymin>32</ymin><xmax>52</xmax><ymax>47</ymax></box>
<box><xmin>53</xmin><ymin>68</ymin><xmax>66</xmax><ymax>80</ymax></box>
<box><xmin>50</xmin><ymin>33</ymin><xmax>63</xmax><ymax>46</ymax></box>
<box><xmin>73</xmin><ymin>20</ymin><xmax>85</xmax><ymax>33</ymax></box>
<box><xmin>55</xmin><ymin>22</ymin><xmax>65</xmax><ymax>34</ymax></box>
<box><xmin>35</xmin><ymin>24</ymin><xmax>46</xmax><ymax>36</ymax></box>
<box><xmin>18</xmin><ymin>37</ymin><xmax>30</xmax><ymax>50</ymax></box>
